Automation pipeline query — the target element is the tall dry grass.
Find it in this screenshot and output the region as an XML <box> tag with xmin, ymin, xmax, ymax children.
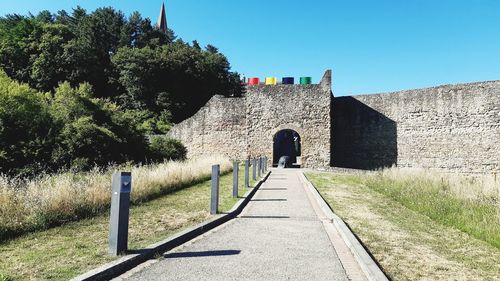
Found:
<box><xmin>378</xmin><ymin>168</ymin><xmax>500</xmax><ymax>204</ymax></box>
<box><xmin>0</xmin><ymin>155</ymin><xmax>231</xmax><ymax>241</ymax></box>
<box><xmin>365</xmin><ymin>168</ymin><xmax>500</xmax><ymax>248</ymax></box>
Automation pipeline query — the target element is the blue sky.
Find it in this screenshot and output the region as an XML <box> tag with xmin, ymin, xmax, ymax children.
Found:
<box><xmin>0</xmin><ymin>0</ymin><xmax>499</xmax><ymax>96</ymax></box>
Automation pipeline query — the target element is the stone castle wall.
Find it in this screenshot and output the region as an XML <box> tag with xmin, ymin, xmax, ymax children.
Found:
<box><xmin>245</xmin><ymin>72</ymin><xmax>332</xmax><ymax>167</ymax></box>
<box><xmin>333</xmin><ymin>81</ymin><xmax>500</xmax><ymax>173</ymax></box>
<box><xmin>167</xmin><ymin>96</ymin><xmax>247</xmax><ymax>160</ymax></box>
<box><xmin>168</xmin><ymin>68</ymin><xmax>499</xmax><ymax>173</ymax></box>
<box><xmin>168</xmin><ymin>71</ymin><xmax>333</xmax><ymax>167</ymax></box>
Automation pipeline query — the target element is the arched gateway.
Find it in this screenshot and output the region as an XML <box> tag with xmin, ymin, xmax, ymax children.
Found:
<box><xmin>167</xmin><ymin>70</ymin><xmax>332</xmax><ymax>168</ymax></box>
<box><xmin>273</xmin><ymin>129</ymin><xmax>301</xmax><ymax>167</ymax></box>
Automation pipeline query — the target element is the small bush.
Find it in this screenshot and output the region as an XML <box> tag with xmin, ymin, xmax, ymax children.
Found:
<box><xmin>148</xmin><ymin>136</ymin><xmax>187</xmax><ymax>163</ymax></box>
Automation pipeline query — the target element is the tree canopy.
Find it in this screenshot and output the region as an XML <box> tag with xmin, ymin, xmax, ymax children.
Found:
<box><xmin>0</xmin><ymin>7</ymin><xmax>242</xmax><ymax>123</ymax></box>
<box><xmin>0</xmin><ymin>6</ymin><xmax>244</xmax><ymax>176</ymax></box>
<box><xmin>0</xmin><ymin>71</ymin><xmax>186</xmax><ymax>177</ymax></box>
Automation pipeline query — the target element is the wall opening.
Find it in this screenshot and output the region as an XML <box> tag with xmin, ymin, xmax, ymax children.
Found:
<box><xmin>273</xmin><ymin>129</ymin><xmax>301</xmax><ymax>167</ymax></box>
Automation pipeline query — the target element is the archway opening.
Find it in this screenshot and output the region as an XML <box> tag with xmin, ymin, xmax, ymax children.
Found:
<box><xmin>273</xmin><ymin>129</ymin><xmax>301</xmax><ymax>167</ymax></box>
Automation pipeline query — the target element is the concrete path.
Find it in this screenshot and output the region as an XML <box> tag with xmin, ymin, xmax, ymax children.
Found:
<box><xmin>118</xmin><ymin>169</ymin><xmax>361</xmax><ymax>281</ymax></box>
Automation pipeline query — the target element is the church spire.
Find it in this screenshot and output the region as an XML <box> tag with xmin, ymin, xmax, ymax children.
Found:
<box><xmin>156</xmin><ymin>2</ymin><xmax>168</xmax><ymax>33</ymax></box>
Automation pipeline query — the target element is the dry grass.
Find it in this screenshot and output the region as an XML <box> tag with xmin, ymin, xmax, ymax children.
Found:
<box><xmin>364</xmin><ymin>168</ymin><xmax>500</xmax><ymax>248</ymax></box>
<box><xmin>0</xmin><ymin>161</ymin><xmax>257</xmax><ymax>280</ymax></box>
<box><xmin>0</xmin><ymin>155</ymin><xmax>231</xmax><ymax>241</ymax></box>
<box><xmin>306</xmin><ymin>172</ymin><xmax>500</xmax><ymax>280</ymax></box>
<box><xmin>377</xmin><ymin>168</ymin><xmax>499</xmax><ymax>204</ymax></box>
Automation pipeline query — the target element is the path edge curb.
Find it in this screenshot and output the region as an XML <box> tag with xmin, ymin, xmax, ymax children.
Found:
<box><xmin>71</xmin><ymin>171</ymin><xmax>271</xmax><ymax>281</ymax></box>
<box><xmin>299</xmin><ymin>172</ymin><xmax>389</xmax><ymax>281</ymax></box>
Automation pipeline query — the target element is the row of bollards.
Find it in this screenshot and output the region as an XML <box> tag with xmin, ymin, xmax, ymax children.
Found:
<box><xmin>107</xmin><ymin>156</ymin><xmax>268</xmax><ymax>256</ymax></box>
<box><xmin>210</xmin><ymin>156</ymin><xmax>268</xmax><ymax>215</ymax></box>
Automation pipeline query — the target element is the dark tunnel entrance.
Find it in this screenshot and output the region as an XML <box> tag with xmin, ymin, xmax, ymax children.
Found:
<box><xmin>273</xmin><ymin>129</ymin><xmax>301</xmax><ymax>167</ymax></box>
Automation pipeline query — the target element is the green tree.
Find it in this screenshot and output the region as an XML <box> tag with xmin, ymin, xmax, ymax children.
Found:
<box><xmin>49</xmin><ymin>82</ymin><xmax>148</xmax><ymax>170</ymax></box>
<box><xmin>31</xmin><ymin>23</ymin><xmax>73</xmax><ymax>91</ymax></box>
<box><xmin>0</xmin><ymin>6</ymin><xmax>242</xmax><ymax>136</ymax></box>
<box><xmin>0</xmin><ymin>15</ymin><xmax>43</xmax><ymax>84</ymax></box>
<box><xmin>0</xmin><ymin>71</ymin><xmax>56</xmax><ymax>176</ymax></box>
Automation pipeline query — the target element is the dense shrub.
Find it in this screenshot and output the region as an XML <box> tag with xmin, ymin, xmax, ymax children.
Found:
<box><xmin>0</xmin><ymin>71</ymin><xmax>179</xmax><ymax>176</ymax></box>
<box><xmin>0</xmin><ymin>72</ymin><xmax>56</xmax><ymax>176</ymax></box>
<box><xmin>49</xmin><ymin>82</ymin><xmax>148</xmax><ymax>170</ymax></box>
<box><xmin>148</xmin><ymin>136</ymin><xmax>187</xmax><ymax>163</ymax></box>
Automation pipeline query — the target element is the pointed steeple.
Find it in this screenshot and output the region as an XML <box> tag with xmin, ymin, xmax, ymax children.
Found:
<box><xmin>157</xmin><ymin>2</ymin><xmax>168</xmax><ymax>33</ymax></box>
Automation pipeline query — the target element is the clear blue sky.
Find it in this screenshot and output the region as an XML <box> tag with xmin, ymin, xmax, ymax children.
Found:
<box><xmin>1</xmin><ymin>0</ymin><xmax>499</xmax><ymax>96</ymax></box>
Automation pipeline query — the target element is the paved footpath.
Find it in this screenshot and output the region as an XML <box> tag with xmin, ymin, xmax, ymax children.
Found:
<box><xmin>118</xmin><ymin>169</ymin><xmax>364</xmax><ymax>281</ymax></box>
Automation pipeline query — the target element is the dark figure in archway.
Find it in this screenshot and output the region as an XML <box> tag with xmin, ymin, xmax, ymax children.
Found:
<box><xmin>273</xmin><ymin>129</ymin><xmax>301</xmax><ymax>167</ymax></box>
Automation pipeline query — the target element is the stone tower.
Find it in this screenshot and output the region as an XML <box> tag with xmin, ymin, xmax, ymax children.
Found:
<box><xmin>156</xmin><ymin>2</ymin><xmax>168</xmax><ymax>33</ymax></box>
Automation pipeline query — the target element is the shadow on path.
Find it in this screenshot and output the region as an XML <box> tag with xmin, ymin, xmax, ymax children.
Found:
<box><xmin>250</xmin><ymin>198</ymin><xmax>287</xmax><ymax>202</ymax></box>
<box><xmin>164</xmin><ymin>250</ymin><xmax>241</xmax><ymax>259</ymax></box>
<box><xmin>239</xmin><ymin>215</ymin><xmax>290</xmax><ymax>219</ymax></box>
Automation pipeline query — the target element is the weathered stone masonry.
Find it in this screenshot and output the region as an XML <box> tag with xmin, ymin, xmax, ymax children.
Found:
<box><xmin>168</xmin><ymin>71</ymin><xmax>332</xmax><ymax>168</ymax></box>
<box><xmin>333</xmin><ymin>81</ymin><xmax>500</xmax><ymax>173</ymax></box>
<box><xmin>169</xmin><ymin>69</ymin><xmax>500</xmax><ymax>173</ymax></box>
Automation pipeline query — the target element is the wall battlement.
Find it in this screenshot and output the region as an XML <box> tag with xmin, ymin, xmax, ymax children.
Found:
<box><xmin>168</xmin><ymin>70</ymin><xmax>499</xmax><ymax>173</ymax></box>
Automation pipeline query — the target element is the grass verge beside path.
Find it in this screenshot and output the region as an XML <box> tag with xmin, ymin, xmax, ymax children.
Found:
<box><xmin>306</xmin><ymin>172</ymin><xmax>500</xmax><ymax>280</ymax></box>
<box><xmin>0</xmin><ymin>156</ymin><xmax>232</xmax><ymax>241</ymax></box>
<box><xmin>0</xmin><ymin>164</ymin><xmax>260</xmax><ymax>280</ymax></box>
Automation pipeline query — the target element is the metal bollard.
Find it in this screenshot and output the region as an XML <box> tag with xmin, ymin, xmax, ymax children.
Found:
<box><xmin>252</xmin><ymin>158</ymin><xmax>257</xmax><ymax>181</ymax></box>
<box><xmin>210</xmin><ymin>165</ymin><xmax>220</xmax><ymax>214</ymax></box>
<box><xmin>108</xmin><ymin>172</ymin><xmax>132</xmax><ymax>256</ymax></box>
<box><xmin>233</xmin><ymin>161</ymin><xmax>238</xmax><ymax>198</ymax></box>
<box><xmin>245</xmin><ymin>159</ymin><xmax>250</xmax><ymax>187</ymax></box>
<box><xmin>258</xmin><ymin>157</ymin><xmax>262</xmax><ymax>177</ymax></box>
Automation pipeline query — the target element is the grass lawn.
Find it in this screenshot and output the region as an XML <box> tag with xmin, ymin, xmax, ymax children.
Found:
<box><xmin>0</xmin><ymin>165</ymin><xmax>261</xmax><ymax>281</ymax></box>
<box><xmin>305</xmin><ymin>172</ymin><xmax>500</xmax><ymax>281</ymax></box>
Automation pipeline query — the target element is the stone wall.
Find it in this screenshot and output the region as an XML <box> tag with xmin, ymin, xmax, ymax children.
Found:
<box><xmin>168</xmin><ymin>68</ymin><xmax>499</xmax><ymax>174</ymax></box>
<box><xmin>167</xmin><ymin>70</ymin><xmax>333</xmax><ymax>168</ymax></box>
<box><xmin>333</xmin><ymin>81</ymin><xmax>500</xmax><ymax>173</ymax></box>
<box><xmin>167</xmin><ymin>96</ymin><xmax>247</xmax><ymax>160</ymax></box>
<box><xmin>246</xmin><ymin>71</ymin><xmax>332</xmax><ymax>167</ymax></box>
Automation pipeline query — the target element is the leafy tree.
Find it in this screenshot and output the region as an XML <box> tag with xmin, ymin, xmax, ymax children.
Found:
<box><xmin>0</xmin><ymin>7</ymin><xmax>242</xmax><ymax>123</ymax></box>
<box><xmin>49</xmin><ymin>82</ymin><xmax>148</xmax><ymax>170</ymax></box>
<box><xmin>0</xmin><ymin>71</ymin><xmax>55</xmax><ymax>176</ymax></box>
<box><xmin>31</xmin><ymin>23</ymin><xmax>73</xmax><ymax>91</ymax></box>
<box><xmin>0</xmin><ymin>6</ymin><xmax>242</xmax><ymax>176</ymax></box>
<box><xmin>34</xmin><ymin>10</ymin><xmax>54</xmax><ymax>23</ymax></box>
<box><xmin>110</xmin><ymin>46</ymin><xmax>163</xmax><ymax>109</ymax></box>
<box><xmin>112</xmin><ymin>41</ymin><xmax>242</xmax><ymax>122</ymax></box>
<box><xmin>121</xmin><ymin>109</ymin><xmax>172</xmax><ymax>135</ymax></box>
<box><xmin>0</xmin><ymin>15</ymin><xmax>43</xmax><ymax>84</ymax></box>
